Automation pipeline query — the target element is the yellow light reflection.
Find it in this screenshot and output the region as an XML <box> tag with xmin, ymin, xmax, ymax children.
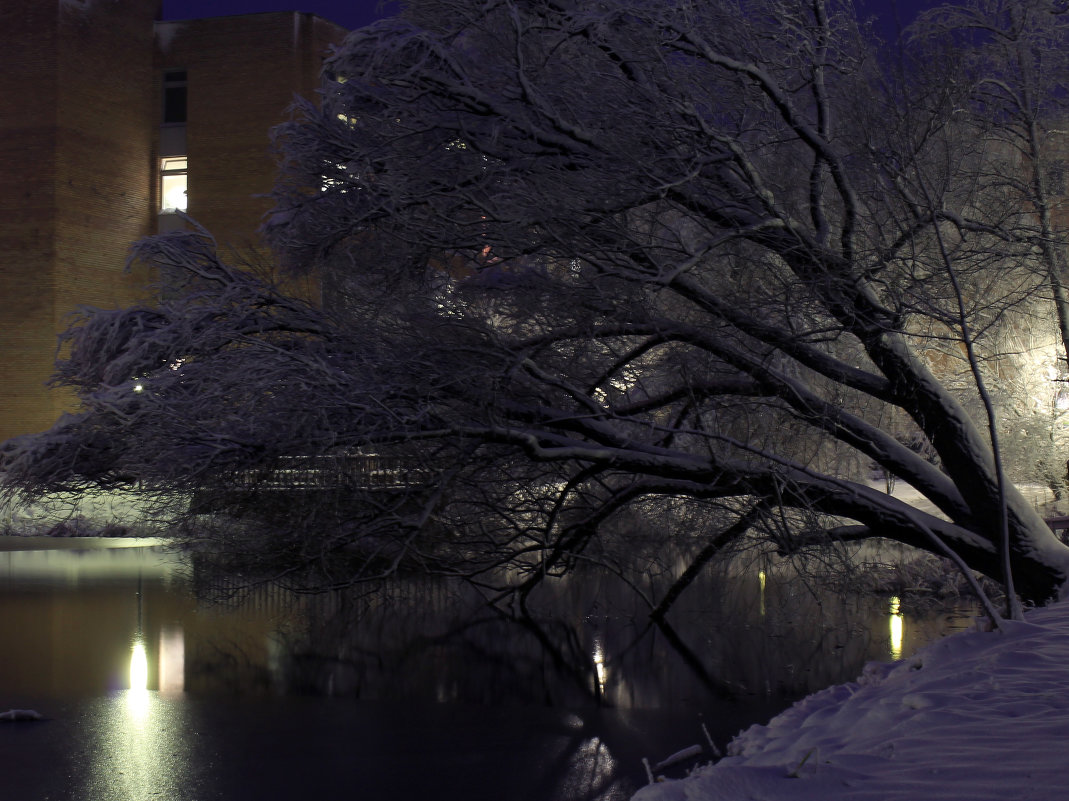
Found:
<box><xmin>889</xmin><ymin>596</ymin><xmax>904</xmax><ymax>660</ymax></box>
<box><xmin>758</xmin><ymin>570</ymin><xmax>767</xmax><ymax>617</ymax></box>
<box><xmin>592</xmin><ymin>636</ymin><xmax>607</xmax><ymax>694</ymax></box>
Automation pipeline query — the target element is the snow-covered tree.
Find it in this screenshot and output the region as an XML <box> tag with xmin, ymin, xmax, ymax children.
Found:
<box><xmin>912</xmin><ymin>0</ymin><xmax>1069</xmax><ymax>504</ymax></box>
<box><xmin>4</xmin><ymin>0</ymin><xmax>1069</xmax><ymax>608</ymax></box>
<box><xmin>916</xmin><ymin>0</ymin><xmax>1069</xmax><ymax>377</ymax></box>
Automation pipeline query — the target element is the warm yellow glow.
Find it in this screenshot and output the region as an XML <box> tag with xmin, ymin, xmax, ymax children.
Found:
<box><xmin>758</xmin><ymin>570</ymin><xmax>767</xmax><ymax>617</ymax></box>
<box><xmin>889</xmin><ymin>596</ymin><xmax>904</xmax><ymax>660</ymax></box>
<box><xmin>161</xmin><ymin>173</ymin><xmax>187</xmax><ymax>212</ymax></box>
<box><xmin>160</xmin><ymin>157</ymin><xmax>188</xmax><ymax>212</ymax></box>
<box><xmin>592</xmin><ymin>637</ymin><xmax>607</xmax><ymax>693</ymax></box>
<box><xmin>130</xmin><ymin>640</ymin><xmax>149</xmax><ymax>691</ymax></box>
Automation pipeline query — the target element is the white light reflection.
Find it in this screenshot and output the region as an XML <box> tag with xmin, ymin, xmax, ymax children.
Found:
<box><xmin>889</xmin><ymin>596</ymin><xmax>904</xmax><ymax>660</ymax></box>
<box><xmin>564</xmin><ymin>713</ymin><xmax>584</xmax><ymax>731</ymax></box>
<box><xmin>88</xmin><ymin>637</ymin><xmax>193</xmax><ymax>797</ymax></box>
<box><xmin>128</xmin><ymin>638</ymin><xmax>151</xmax><ymax>722</ymax></box>
<box><xmin>158</xmin><ymin>626</ymin><xmax>185</xmax><ymax>694</ymax></box>
<box><xmin>130</xmin><ymin>639</ymin><xmax>149</xmax><ymax>691</ymax></box>
<box><xmin>563</xmin><ymin>736</ymin><xmax>619</xmax><ymax>798</ymax></box>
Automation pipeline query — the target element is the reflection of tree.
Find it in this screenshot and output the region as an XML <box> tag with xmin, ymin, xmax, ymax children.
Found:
<box><xmin>270</xmin><ymin>585</ymin><xmax>640</xmax><ymax>800</ymax></box>
<box><xmin>650</xmin><ymin>617</ymin><xmax>740</xmax><ymax>700</ymax></box>
<box><xmin>168</xmin><ymin>563</ymin><xmax>978</xmax><ymax>794</ymax></box>
<box><xmin>180</xmin><ymin>567</ymin><xmax>302</xmax><ymax>696</ymax></box>
<box><xmin>265</xmin><ymin>566</ymin><xmax>923</xmax><ymax>709</ymax></box>
<box><xmin>184</xmin><ymin>636</ymin><xmax>277</xmax><ymax>696</ymax></box>
<box><xmin>276</xmin><ymin>581</ymin><xmax>605</xmax><ymax>707</ymax></box>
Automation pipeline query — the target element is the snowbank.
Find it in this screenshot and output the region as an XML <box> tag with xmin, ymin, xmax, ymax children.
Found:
<box><xmin>0</xmin><ymin>487</ymin><xmax>176</xmax><ymax>537</ymax></box>
<box><xmin>634</xmin><ymin>603</ymin><xmax>1069</xmax><ymax>801</ymax></box>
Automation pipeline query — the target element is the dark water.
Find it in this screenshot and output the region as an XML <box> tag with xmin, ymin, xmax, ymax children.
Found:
<box><xmin>0</xmin><ymin>537</ymin><xmax>978</xmax><ymax>800</ymax></box>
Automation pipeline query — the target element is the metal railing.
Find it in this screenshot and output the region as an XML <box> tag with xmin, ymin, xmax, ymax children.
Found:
<box><xmin>228</xmin><ymin>454</ymin><xmax>415</xmax><ymax>491</ymax></box>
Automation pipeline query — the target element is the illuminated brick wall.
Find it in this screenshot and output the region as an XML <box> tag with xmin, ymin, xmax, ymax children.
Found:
<box><xmin>0</xmin><ymin>3</ymin><xmax>344</xmax><ymax>441</ymax></box>
<box><xmin>156</xmin><ymin>13</ymin><xmax>345</xmax><ymax>254</ymax></box>
<box><xmin>0</xmin><ymin>0</ymin><xmax>160</xmax><ymax>441</ymax></box>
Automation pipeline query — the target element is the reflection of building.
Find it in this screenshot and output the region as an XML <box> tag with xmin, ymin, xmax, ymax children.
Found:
<box><xmin>0</xmin><ymin>0</ymin><xmax>346</xmax><ymax>441</ymax></box>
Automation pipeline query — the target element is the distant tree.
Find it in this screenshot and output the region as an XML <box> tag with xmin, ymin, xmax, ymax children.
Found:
<box><xmin>904</xmin><ymin>0</ymin><xmax>1069</xmax><ymax>523</ymax></box>
<box><xmin>4</xmin><ymin>0</ymin><xmax>1069</xmax><ymax>612</ymax></box>
<box><xmin>915</xmin><ymin>0</ymin><xmax>1069</xmax><ymax>375</ymax></box>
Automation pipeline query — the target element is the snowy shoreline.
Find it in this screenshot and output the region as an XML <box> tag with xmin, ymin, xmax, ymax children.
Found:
<box><xmin>0</xmin><ymin>483</ymin><xmax>179</xmax><ymax>537</ymax></box>
<box><xmin>634</xmin><ymin>600</ymin><xmax>1069</xmax><ymax>801</ymax></box>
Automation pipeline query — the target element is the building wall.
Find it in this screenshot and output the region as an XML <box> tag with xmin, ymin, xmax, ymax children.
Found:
<box><xmin>54</xmin><ymin>0</ymin><xmax>160</xmax><ymax>354</ymax></box>
<box><xmin>0</xmin><ymin>4</ymin><xmax>345</xmax><ymax>442</ymax></box>
<box><xmin>0</xmin><ymin>0</ymin><xmax>161</xmax><ymax>441</ymax></box>
<box><xmin>156</xmin><ymin>13</ymin><xmax>345</xmax><ymax>256</ymax></box>
<box><xmin>0</xmin><ymin>1</ymin><xmax>61</xmax><ymax>444</ymax></box>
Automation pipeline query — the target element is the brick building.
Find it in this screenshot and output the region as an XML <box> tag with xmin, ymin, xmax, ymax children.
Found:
<box><xmin>0</xmin><ymin>0</ymin><xmax>346</xmax><ymax>441</ymax></box>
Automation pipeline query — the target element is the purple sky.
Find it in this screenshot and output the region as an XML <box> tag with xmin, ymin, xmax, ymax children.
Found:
<box><xmin>160</xmin><ymin>0</ymin><xmax>399</xmax><ymax>30</ymax></box>
<box><xmin>162</xmin><ymin>1</ymin><xmax>943</xmax><ymax>35</ymax></box>
<box><xmin>857</xmin><ymin>0</ymin><xmax>946</xmax><ymax>40</ymax></box>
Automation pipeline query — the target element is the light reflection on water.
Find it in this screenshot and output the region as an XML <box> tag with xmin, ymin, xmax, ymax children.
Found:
<box><xmin>758</xmin><ymin>569</ymin><xmax>768</xmax><ymax>617</ymax></box>
<box><xmin>85</xmin><ymin>690</ymin><xmax>195</xmax><ymax>801</ymax></box>
<box><xmin>889</xmin><ymin>596</ymin><xmax>905</xmax><ymax>660</ymax></box>
<box><xmin>0</xmin><ymin>537</ymin><xmax>982</xmax><ymax>800</ymax></box>
<box><xmin>593</xmin><ymin>635</ymin><xmax>608</xmax><ymax>696</ymax></box>
<box><xmin>130</xmin><ymin>640</ymin><xmax>149</xmax><ymax>692</ymax></box>
<box><xmin>82</xmin><ymin>574</ymin><xmax>197</xmax><ymax>799</ymax></box>
<box><xmin>0</xmin><ymin>539</ymin><xmax>964</xmax><ymax>707</ymax></box>
<box><xmin>159</xmin><ymin>625</ymin><xmax>186</xmax><ymax>693</ymax></box>
<box><xmin>562</xmin><ymin>736</ymin><xmax>619</xmax><ymax>799</ymax></box>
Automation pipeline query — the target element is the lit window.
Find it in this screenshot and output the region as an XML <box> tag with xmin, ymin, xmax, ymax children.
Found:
<box><xmin>160</xmin><ymin>156</ymin><xmax>187</xmax><ymax>213</ymax></box>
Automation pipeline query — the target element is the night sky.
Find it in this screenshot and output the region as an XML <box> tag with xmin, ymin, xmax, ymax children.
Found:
<box><xmin>161</xmin><ymin>0</ymin><xmax>946</xmax><ymax>35</ymax></box>
<box><xmin>160</xmin><ymin>0</ymin><xmax>399</xmax><ymax>30</ymax></box>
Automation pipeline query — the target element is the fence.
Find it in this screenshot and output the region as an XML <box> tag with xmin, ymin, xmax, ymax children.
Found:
<box><xmin>226</xmin><ymin>454</ymin><xmax>416</xmax><ymax>491</ymax></box>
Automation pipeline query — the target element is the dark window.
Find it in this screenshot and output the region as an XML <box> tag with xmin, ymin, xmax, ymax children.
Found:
<box><xmin>162</xmin><ymin>70</ymin><xmax>187</xmax><ymax>125</ymax></box>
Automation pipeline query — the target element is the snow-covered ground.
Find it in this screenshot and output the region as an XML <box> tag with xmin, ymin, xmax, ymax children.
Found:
<box><xmin>634</xmin><ymin>600</ymin><xmax>1069</xmax><ymax>801</ymax></box>
<box><xmin>867</xmin><ymin>478</ymin><xmax>1064</xmax><ymax>519</ymax></box>
<box><xmin>0</xmin><ymin>485</ymin><xmax>177</xmax><ymax>536</ymax></box>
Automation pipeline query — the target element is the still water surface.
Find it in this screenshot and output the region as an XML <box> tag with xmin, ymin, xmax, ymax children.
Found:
<box><xmin>0</xmin><ymin>536</ymin><xmax>978</xmax><ymax>800</ymax></box>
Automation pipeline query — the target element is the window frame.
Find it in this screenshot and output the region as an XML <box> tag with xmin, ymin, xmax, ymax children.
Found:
<box><xmin>159</xmin><ymin>156</ymin><xmax>188</xmax><ymax>213</ymax></box>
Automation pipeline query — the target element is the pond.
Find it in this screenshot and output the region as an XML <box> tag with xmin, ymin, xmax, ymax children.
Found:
<box><xmin>0</xmin><ymin>536</ymin><xmax>980</xmax><ymax>800</ymax></box>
